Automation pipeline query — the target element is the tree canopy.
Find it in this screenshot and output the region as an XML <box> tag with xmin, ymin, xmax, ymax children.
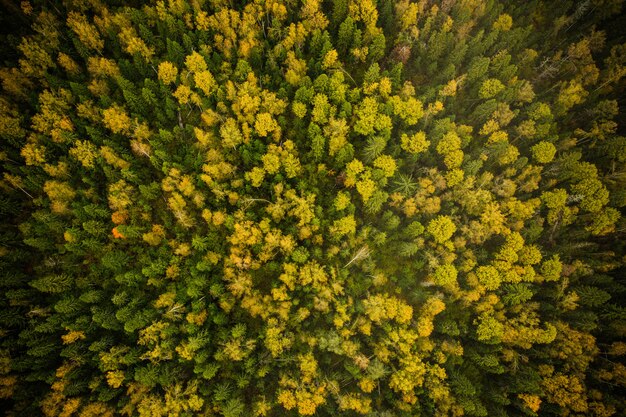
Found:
<box><xmin>1</xmin><ymin>1</ymin><xmax>625</xmax><ymax>416</ymax></box>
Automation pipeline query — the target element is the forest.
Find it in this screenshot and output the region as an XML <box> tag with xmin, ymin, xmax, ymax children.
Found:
<box><xmin>0</xmin><ymin>0</ymin><xmax>625</xmax><ymax>416</ymax></box>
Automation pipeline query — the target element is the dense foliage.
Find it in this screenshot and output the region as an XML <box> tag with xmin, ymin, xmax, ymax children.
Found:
<box><xmin>1</xmin><ymin>0</ymin><xmax>626</xmax><ymax>416</ymax></box>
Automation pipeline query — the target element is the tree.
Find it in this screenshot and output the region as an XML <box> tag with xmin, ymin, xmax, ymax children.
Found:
<box><xmin>102</xmin><ymin>106</ymin><xmax>131</xmax><ymax>135</ymax></box>
<box><xmin>427</xmin><ymin>215</ymin><xmax>457</xmax><ymax>244</ymax></box>
<box><xmin>479</xmin><ymin>78</ymin><xmax>505</xmax><ymax>99</ymax></box>
<box><xmin>531</xmin><ymin>141</ymin><xmax>556</xmax><ymax>164</ymax></box>
<box><xmin>66</xmin><ymin>12</ymin><xmax>104</xmax><ymax>52</ymax></box>
<box><xmin>401</xmin><ymin>131</ymin><xmax>430</xmax><ymax>154</ymax></box>
<box><xmin>158</xmin><ymin>61</ymin><xmax>178</xmax><ymax>85</ymax></box>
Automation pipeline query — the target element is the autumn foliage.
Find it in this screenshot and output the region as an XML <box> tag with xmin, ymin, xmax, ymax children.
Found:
<box><xmin>0</xmin><ymin>1</ymin><xmax>625</xmax><ymax>416</ymax></box>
